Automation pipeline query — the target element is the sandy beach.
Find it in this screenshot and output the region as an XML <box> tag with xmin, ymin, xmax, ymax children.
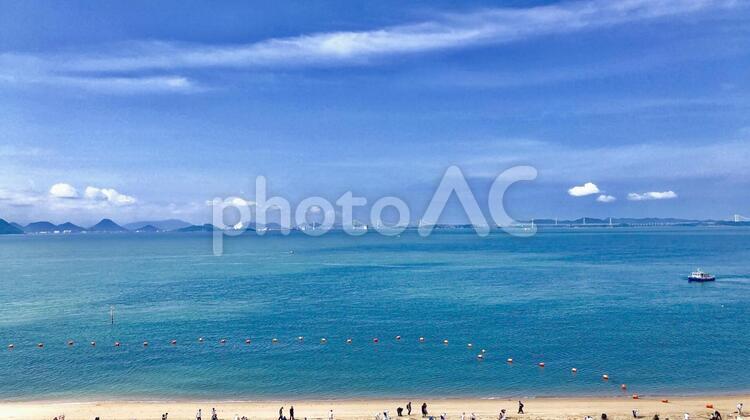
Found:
<box><xmin>1</xmin><ymin>396</ymin><xmax>746</xmax><ymax>420</ymax></box>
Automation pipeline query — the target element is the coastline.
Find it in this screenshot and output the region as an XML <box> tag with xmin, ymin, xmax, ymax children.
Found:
<box><xmin>2</xmin><ymin>395</ymin><xmax>747</xmax><ymax>420</ymax></box>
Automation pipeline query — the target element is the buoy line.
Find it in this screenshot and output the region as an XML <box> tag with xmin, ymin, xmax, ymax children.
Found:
<box><xmin>6</xmin><ymin>336</ymin><xmax>635</xmax><ymax>393</ymax></box>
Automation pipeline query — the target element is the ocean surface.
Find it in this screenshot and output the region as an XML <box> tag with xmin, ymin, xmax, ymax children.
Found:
<box><xmin>1</xmin><ymin>228</ymin><xmax>749</xmax><ymax>401</ymax></box>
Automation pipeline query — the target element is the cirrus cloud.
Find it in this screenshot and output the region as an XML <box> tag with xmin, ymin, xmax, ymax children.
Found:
<box><xmin>627</xmin><ymin>191</ymin><xmax>678</xmax><ymax>201</ymax></box>
<box><xmin>568</xmin><ymin>182</ymin><xmax>600</xmax><ymax>197</ymax></box>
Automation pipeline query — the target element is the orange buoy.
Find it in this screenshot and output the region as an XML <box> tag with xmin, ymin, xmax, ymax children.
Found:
<box><xmin>220</xmin><ymin>339</ymin><xmax>227</xmax><ymax>344</ymax></box>
<box><xmin>706</xmin><ymin>404</ymin><xmax>714</xmax><ymax>409</ymax></box>
<box><xmin>621</xmin><ymin>384</ymin><xmax>627</xmax><ymax>390</ymax></box>
<box><xmin>632</xmin><ymin>394</ymin><xmax>639</xmax><ymax>400</ymax></box>
<box><xmin>571</xmin><ymin>368</ymin><xmax>578</xmax><ymax>373</ymax></box>
<box><xmin>538</xmin><ymin>362</ymin><xmax>545</xmax><ymax>367</ymax></box>
<box><xmin>8</xmin><ymin>344</ymin><xmax>14</xmax><ymax>349</ymax></box>
<box><xmin>661</xmin><ymin>400</ymin><xmax>669</xmax><ymax>403</ymax></box>
<box><xmin>346</xmin><ymin>338</ymin><xmax>353</xmax><ymax>344</ymax></box>
<box><xmin>114</xmin><ymin>341</ymin><xmax>121</xmax><ymax>347</ymax></box>
<box><xmin>272</xmin><ymin>338</ymin><xmax>279</xmax><ymax>343</ymax></box>
<box><xmin>602</xmin><ymin>374</ymin><xmax>609</xmax><ymax>380</ymax></box>
<box><xmin>443</xmin><ymin>339</ymin><xmax>449</xmax><ymax>345</ymax></box>
<box><xmin>419</xmin><ymin>337</ymin><xmax>425</xmax><ymax>343</ymax></box>
<box><xmin>395</xmin><ymin>335</ymin><xmax>401</xmax><ymax>340</ymax></box>
<box><xmin>143</xmin><ymin>341</ymin><xmax>149</xmax><ymax>347</ymax></box>
<box><xmin>507</xmin><ymin>358</ymin><xmax>514</xmax><ymax>363</ymax></box>
<box><xmin>245</xmin><ymin>339</ymin><xmax>251</xmax><ymax>344</ymax></box>
<box><xmin>320</xmin><ymin>338</ymin><xmax>327</xmax><ymax>343</ymax></box>
<box><xmin>170</xmin><ymin>339</ymin><xmax>177</xmax><ymax>345</ymax></box>
<box><xmin>37</xmin><ymin>343</ymin><xmax>44</xmax><ymax>348</ymax></box>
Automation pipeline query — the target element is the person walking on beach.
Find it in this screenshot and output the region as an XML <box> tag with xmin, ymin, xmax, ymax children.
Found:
<box><xmin>684</xmin><ymin>413</ymin><xmax>690</xmax><ymax>420</ymax></box>
<box><xmin>518</xmin><ymin>401</ymin><xmax>524</xmax><ymax>414</ymax></box>
<box><xmin>397</xmin><ymin>407</ymin><xmax>404</xmax><ymax>417</ymax></box>
<box><xmin>739</xmin><ymin>403</ymin><xmax>744</xmax><ymax>416</ymax></box>
<box><xmin>329</xmin><ymin>409</ymin><xmax>334</xmax><ymax>420</ymax></box>
<box><xmin>471</xmin><ymin>413</ymin><xmax>476</xmax><ymax>420</ymax></box>
<box><xmin>196</xmin><ymin>408</ymin><xmax>202</xmax><ymax>420</ymax></box>
<box><xmin>407</xmin><ymin>402</ymin><xmax>412</xmax><ymax>416</ymax></box>
<box><xmin>422</xmin><ymin>403</ymin><xmax>428</xmax><ymax>417</ymax></box>
<box><xmin>212</xmin><ymin>407</ymin><xmax>218</xmax><ymax>420</ymax></box>
<box><xmin>279</xmin><ymin>406</ymin><xmax>285</xmax><ymax>420</ymax></box>
<box><xmin>461</xmin><ymin>412</ymin><xmax>466</xmax><ymax>420</ymax></box>
<box><xmin>290</xmin><ymin>406</ymin><xmax>295</xmax><ymax>420</ymax></box>
<box><xmin>499</xmin><ymin>409</ymin><xmax>507</xmax><ymax>420</ymax></box>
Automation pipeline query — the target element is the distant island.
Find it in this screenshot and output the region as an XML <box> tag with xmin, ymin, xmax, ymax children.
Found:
<box><xmin>0</xmin><ymin>216</ymin><xmax>749</xmax><ymax>236</ymax></box>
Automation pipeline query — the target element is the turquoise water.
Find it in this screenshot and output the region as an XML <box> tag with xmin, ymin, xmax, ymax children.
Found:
<box><xmin>0</xmin><ymin>228</ymin><xmax>749</xmax><ymax>401</ymax></box>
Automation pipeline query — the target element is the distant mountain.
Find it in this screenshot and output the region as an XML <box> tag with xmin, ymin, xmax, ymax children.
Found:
<box><xmin>89</xmin><ymin>218</ymin><xmax>127</xmax><ymax>232</ymax></box>
<box><xmin>24</xmin><ymin>221</ymin><xmax>58</xmax><ymax>233</ymax></box>
<box><xmin>134</xmin><ymin>224</ymin><xmax>160</xmax><ymax>232</ymax></box>
<box><xmin>124</xmin><ymin>219</ymin><xmax>191</xmax><ymax>231</ymax></box>
<box><xmin>57</xmin><ymin>222</ymin><xmax>86</xmax><ymax>233</ymax></box>
<box><xmin>10</xmin><ymin>222</ymin><xmax>24</xmax><ymax>231</ymax></box>
<box><xmin>177</xmin><ymin>224</ymin><xmax>219</xmax><ymax>232</ymax></box>
<box><xmin>0</xmin><ymin>219</ymin><xmax>24</xmax><ymax>235</ymax></box>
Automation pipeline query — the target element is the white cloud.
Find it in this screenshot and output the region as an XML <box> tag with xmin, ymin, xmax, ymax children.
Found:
<box><xmin>596</xmin><ymin>194</ymin><xmax>617</xmax><ymax>203</ymax></box>
<box><xmin>84</xmin><ymin>186</ymin><xmax>137</xmax><ymax>206</ymax></box>
<box><xmin>568</xmin><ymin>182</ymin><xmax>600</xmax><ymax>197</ymax></box>
<box><xmin>49</xmin><ymin>183</ymin><xmax>79</xmax><ymax>199</ymax></box>
<box><xmin>627</xmin><ymin>191</ymin><xmax>678</xmax><ymax>201</ymax></box>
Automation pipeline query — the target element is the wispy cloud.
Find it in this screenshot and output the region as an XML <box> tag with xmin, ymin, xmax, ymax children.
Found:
<box><xmin>63</xmin><ymin>0</ymin><xmax>732</xmax><ymax>71</ymax></box>
<box><xmin>627</xmin><ymin>191</ymin><xmax>678</xmax><ymax>201</ymax></box>
<box><xmin>0</xmin><ymin>0</ymin><xmax>736</xmax><ymax>93</ymax></box>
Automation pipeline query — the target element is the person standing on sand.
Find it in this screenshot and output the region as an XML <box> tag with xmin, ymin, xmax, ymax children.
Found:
<box><xmin>422</xmin><ymin>403</ymin><xmax>428</xmax><ymax>417</ymax></box>
<box><xmin>279</xmin><ymin>406</ymin><xmax>284</xmax><ymax>420</ymax></box>
<box><xmin>290</xmin><ymin>406</ymin><xmax>295</xmax><ymax>420</ymax></box>
<box><xmin>329</xmin><ymin>409</ymin><xmax>334</xmax><ymax>420</ymax></box>
<box><xmin>499</xmin><ymin>409</ymin><xmax>507</xmax><ymax>420</ymax></box>
<box><xmin>471</xmin><ymin>413</ymin><xmax>476</xmax><ymax>420</ymax></box>
<box><xmin>684</xmin><ymin>413</ymin><xmax>690</xmax><ymax>420</ymax></box>
<box><xmin>739</xmin><ymin>403</ymin><xmax>744</xmax><ymax>416</ymax></box>
<box><xmin>196</xmin><ymin>409</ymin><xmax>202</xmax><ymax>420</ymax></box>
<box><xmin>461</xmin><ymin>412</ymin><xmax>466</xmax><ymax>420</ymax></box>
<box><xmin>518</xmin><ymin>401</ymin><xmax>524</xmax><ymax>414</ymax></box>
<box><xmin>407</xmin><ymin>402</ymin><xmax>412</xmax><ymax>416</ymax></box>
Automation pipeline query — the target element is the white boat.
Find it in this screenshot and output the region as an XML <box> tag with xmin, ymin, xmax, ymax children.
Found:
<box><xmin>688</xmin><ymin>269</ymin><xmax>715</xmax><ymax>282</ymax></box>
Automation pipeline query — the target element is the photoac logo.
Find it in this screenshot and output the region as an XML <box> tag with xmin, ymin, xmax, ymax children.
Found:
<box><xmin>212</xmin><ymin>165</ymin><xmax>537</xmax><ymax>255</ymax></box>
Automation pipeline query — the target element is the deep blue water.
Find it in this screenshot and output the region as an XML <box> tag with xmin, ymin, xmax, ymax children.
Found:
<box><xmin>0</xmin><ymin>228</ymin><xmax>749</xmax><ymax>401</ymax></box>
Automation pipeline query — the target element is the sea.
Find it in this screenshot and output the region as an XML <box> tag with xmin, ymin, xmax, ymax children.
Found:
<box><xmin>0</xmin><ymin>228</ymin><xmax>748</xmax><ymax>401</ymax></box>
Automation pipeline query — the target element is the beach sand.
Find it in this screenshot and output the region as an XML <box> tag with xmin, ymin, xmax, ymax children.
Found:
<box><xmin>1</xmin><ymin>395</ymin><xmax>746</xmax><ymax>420</ymax></box>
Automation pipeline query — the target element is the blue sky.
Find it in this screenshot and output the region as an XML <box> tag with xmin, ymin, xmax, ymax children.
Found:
<box><xmin>1</xmin><ymin>0</ymin><xmax>749</xmax><ymax>225</ymax></box>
